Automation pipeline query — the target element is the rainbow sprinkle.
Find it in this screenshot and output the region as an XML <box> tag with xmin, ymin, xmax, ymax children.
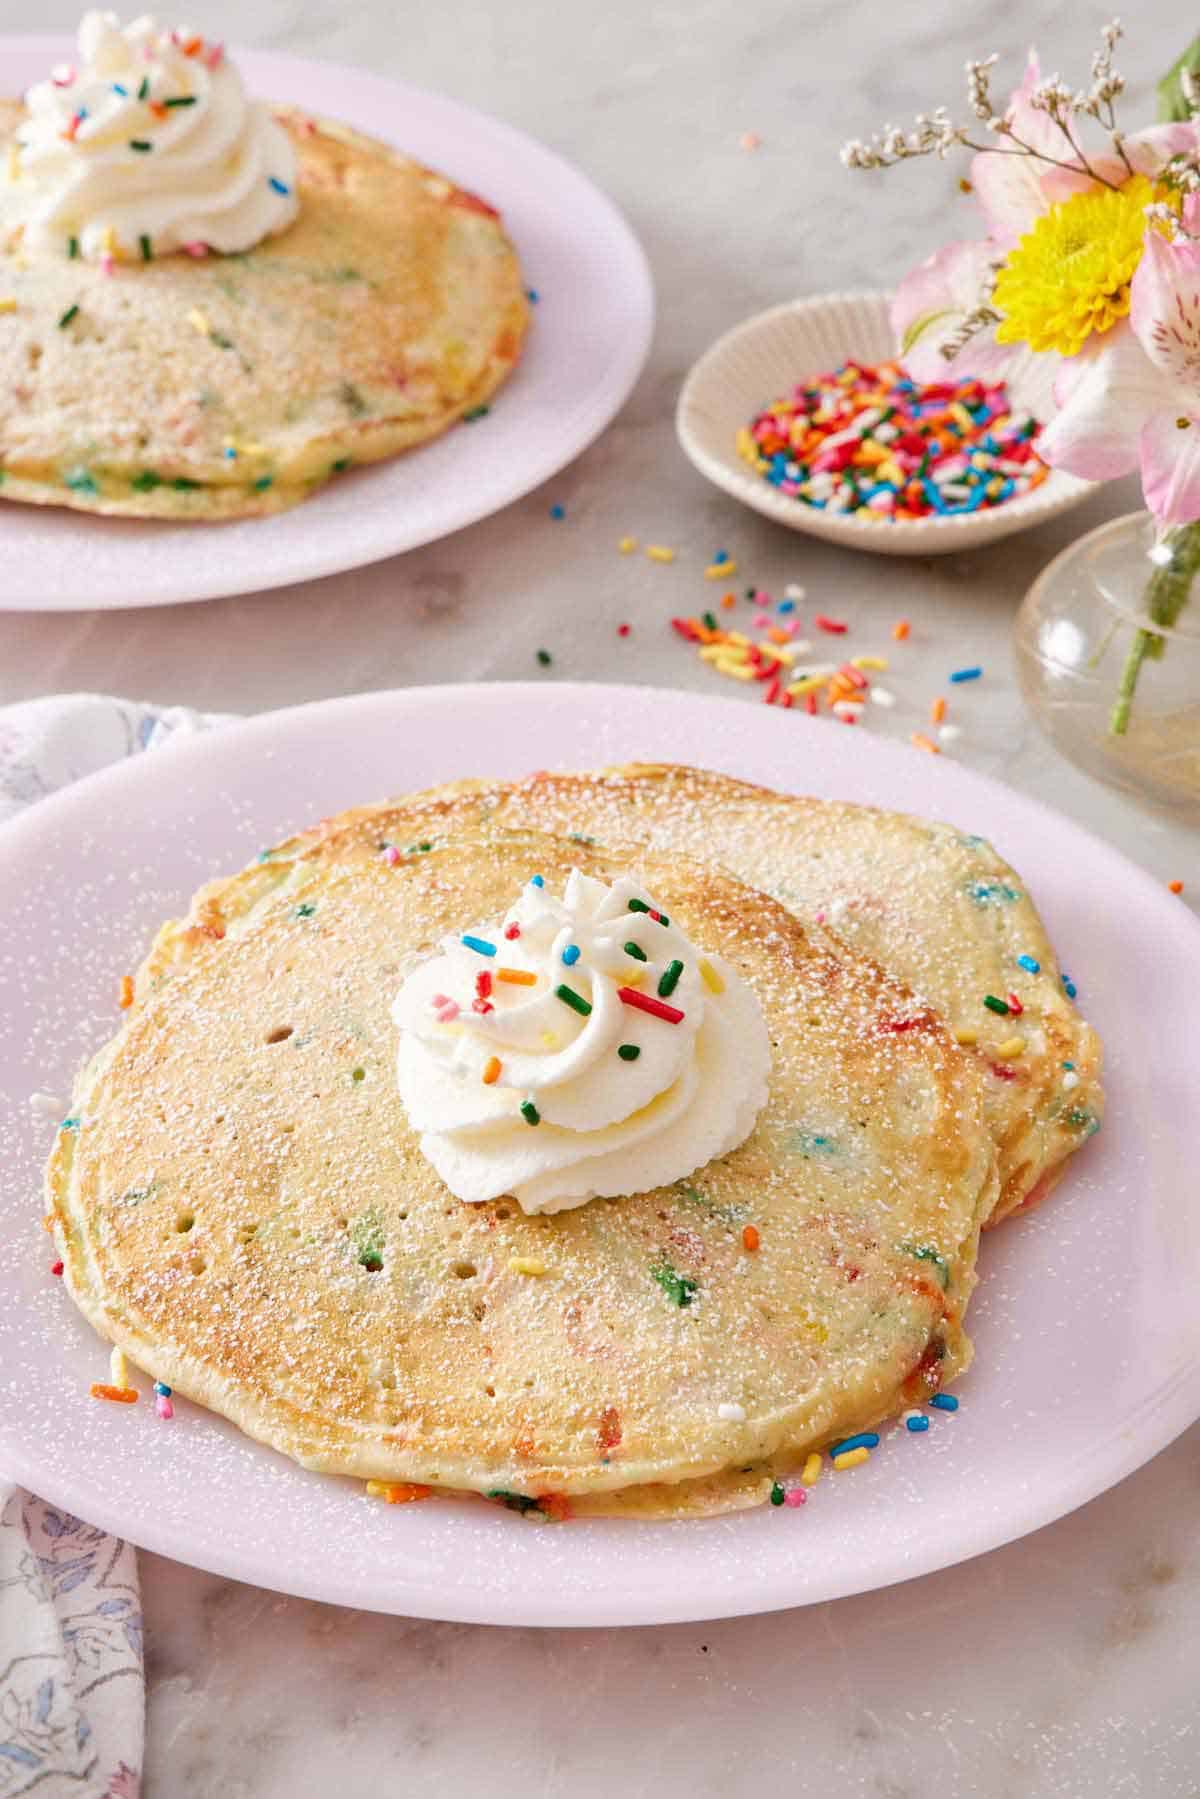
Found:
<box><xmin>737</xmin><ymin>361</ymin><xmax>1047</xmax><ymax>519</ymax></box>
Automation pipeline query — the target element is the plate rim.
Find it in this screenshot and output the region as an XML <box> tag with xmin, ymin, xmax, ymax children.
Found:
<box><xmin>2</xmin><ymin>679</ymin><xmax>1199</xmax><ymax>1626</ymax></box>
<box><xmin>0</xmin><ymin>39</ymin><xmax>655</xmax><ymax>612</ymax></box>
<box><xmin>675</xmin><ymin>289</ymin><xmax>1093</xmax><ymax>555</ymax></box>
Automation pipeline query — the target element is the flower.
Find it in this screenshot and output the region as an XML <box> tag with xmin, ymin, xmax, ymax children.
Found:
<box><xmin>1036</xmin><ymin>203</ymin><xmax>1200</xmax><ymax>522</ymax></box>
<box><xmin>991</xmin><ymin>175</ymin><xmax>1157</xmax><ymax>356</ymax></box>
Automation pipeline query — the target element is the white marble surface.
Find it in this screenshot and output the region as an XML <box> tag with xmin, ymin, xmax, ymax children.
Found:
<box><xmin>2</xmin><ymin>0</ymin><xmax>1199</xmax><ymax>1793</ymax></box>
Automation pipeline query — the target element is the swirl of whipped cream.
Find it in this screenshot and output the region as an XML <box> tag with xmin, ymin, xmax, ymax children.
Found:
<box><xmin>5</xmin><ymin>12</ymin><xmax>299</xmax><ymax>262</ymax></box>
<box><xmin>392</xmin><ymin>867</ymin><xmax>771</xmax><ymax>1215</ymax></box>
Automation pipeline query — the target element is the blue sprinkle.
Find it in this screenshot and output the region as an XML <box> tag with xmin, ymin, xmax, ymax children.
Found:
<box><xmin>714</xmin><ymin>548</ymin><xmax>728</xmax><ymax>561</ymax></box>
<box><xmin>930</xmin><ymin>1393</ymin><xmax>959</xmax><ymax>1412</ymax></box>
<box><xmin>530</xmin><ymin>874</ymin><xmax>544</xmax><ymax>889</ymax></box>
<box><xmin>268</xmin><ymin>175</ymin><xmax>290</xmax><ymax>195</ymax></box>
<box><xmin>949</xmin><ymin>666</ymin><xmax>982</xmax><ymax>683</ymax></box>
<box><xmin>561</xmin><ymin>944</ymin><xmax>581</xmax><ymax>966</ymax></box>
<box><xmin>526</xmin><ymin>288</ymin><xmax>540</xmax><ymax>303</ymax></box>
<box><xmin>777</xmin><ymin>599</ymin><xmax>795</xmax><ymax>614</ymax></box>
<box><xmin>112</xmin><ymin>82</ymin><xmax>127</xmax><ymax>95</ymax></box>
<box><xmin>905</xmin><ymin>1413</ymin><xmax>930</xmax><ymax>1433</ymax></box>
<box><xmin>223</xmin><ymin>446</ymin><xmax>237</xmax><ymax>460</ymax></box>
<box><xmin>60</xmin><ymin>1116</ymin><xmax>80</xmax><ymax>1132</ymax></box>
<box><xmin>549</xmin><ymin>503</ymin><xmax>565</xmax><ymax>520</ymax></box>
<box><xmin>830</xmin><ymin>1431</ymin><xmax>880</xmax><ymax>1456</ymax></box>
<box><xmin>1062</xmin><ymin>973</ymin><xmax>1078</xmax><ymax>999</ymax></box>
<box><xmin>461</xmin><ymin>934</ymin><xmax>496</xmax><ymax>957</ymax></box>
<box><xmin>153</xmin><ymin>1381</ymin><xmax>172</xmax><ymax>1397</ymax></box>
<box><xmin>1016</xmin><ymin>954</ymin><xmax>1041</xmax><ymax>974</ymax></box>
<box><xmin>1062</xmin><ymin>1060</ymin><xmax>1075</xmax><ymax>1071</ymax></box>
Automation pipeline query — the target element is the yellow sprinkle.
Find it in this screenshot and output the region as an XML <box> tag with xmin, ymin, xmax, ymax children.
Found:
<box><xmin>995</xmin><ymin>1036</ymin><xmax>1026</xmax><ymax>1059</ymax></box>
<box><xmin>0</xmin><ymin>297</ymin><xmax>16</xmax><ymax>315</ymax></box>
<box><xmin>699</xmin><ymin>959</ymin><xmax>724</xmax><ymax>994</ymax></box>
<box><xmin>852</xmin><ymin>655</ymin><xmax>889</xmax><ymax>671</ymax></box>
<box><xmin>187</xmin><ymin>307</ymin><xmax>211</xmax><ymax>337</ymax></box>
<box><xmin>508</xmin><ymin>1256</ymin><xmax>547</xmax><ymax>1276</ymax></box>
<box><xmin>6</xmin><ymin>144</ymin><xmax>20</xmax><ymax>182</ymax></box>
<box><xmin>725</xmin><ymin>631</ymin><xmax>750</xmax><ymax>646</ymax></box>
<box><xmin>365</xmin><ymin>1479</ymin><xmax>390</xmax><ymax>1498</ymax></box>
<box><xmin>705</xmin><ymin>559</ymin><xmax>737</xmax><ymax>579</ymax></box>
<box><xmin>768</xmin><ymin>645</ymin><xmax>796</xmax><ymax>667</ymax></box>
<box><xmin>645</xmin><ymin>544</ymin><xmax>676</xmax><ymax>563</ymax></box>
<box><xmin>833</xmin><ymin>1446</ymin><xmax>870</xmax><ymax>1471</ymax></box>
<box><xmin>540</xmin><ymin>1031</ymin><xmax>560</xmax><ymax>1048</ymax></box>
<box><xmin>622</xmin><ymin>969</ymin><xmax>645</xmax><ymax>988</ymax></box>
<box><xmin>101</xmin><ymin>226</ymin><xmax>117</xmax><ymax>256</ymax></box>
<box><xmin>801</xmin><ymin>1452</ymin><xmax>823</xmax><ymax>1487</ymax></box>
<box><xmin>876</xmin><ymin>460</ymin><xmax>903</xmax><ymax>486</ymax></box>
<box><xmin>954</xmin><ymin>1027</ymin><xmax>978</xmax><ymax>1046</ymax></box>
<box><xmin>718</xmin><ymin>665</ymin><xmax>757</xmax><ymax>683</ymax></box>
<box><xmin>787</xmin><ymin>676</ymin><xmax>826</xmax><ymax>696</ymax></box>
<box><xmin>736</xmin><ymin>426</ymin><xmax>757</xmax><ymax>460</ymax></box>
<box><xmin>109</xmin><ymin>1346</ymin><xmax>129</xmax><ymax>1389</ymax></box>
<box><xmin>618</xmin><ymin>535</ymin><xmax>638</xmax><ymax>553</ymax></box>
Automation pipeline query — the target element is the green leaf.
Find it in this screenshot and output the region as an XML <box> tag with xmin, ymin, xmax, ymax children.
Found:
<box><xmin>1157</xmin><ymin>36</ymin><xmax>1200</xmax><ymax>123</ymax></box>
<box><xmin>899</xmin><ymin>307</ymin><xmax>955</xmax><ymax>356</ymax></box>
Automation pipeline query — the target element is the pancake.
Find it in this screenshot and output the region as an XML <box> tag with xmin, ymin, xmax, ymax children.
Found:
<box><xmin>47</xmin><ymin>829</ymin><xmax>996</xmax><ymax>1508</ymax></box>
<box><xmin>0</xmin><ymin>103</ymin><xmax>528</xmax><ymax>518</ymax></box>
<box><xmin>194</xmin><ymin>765</ymin><xmax>1102</xmax><ymax>1228</ymax></box>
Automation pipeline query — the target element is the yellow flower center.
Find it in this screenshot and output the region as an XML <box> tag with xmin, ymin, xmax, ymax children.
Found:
<box><xmin>993</xmin><ymin>175</ymin><xmax>1165</xmax><ymax>358</ymax></box>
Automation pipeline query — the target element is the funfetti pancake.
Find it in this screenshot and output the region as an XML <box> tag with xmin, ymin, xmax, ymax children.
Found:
<box><xmin>219</xmin><ymin>764</ymin><xmax>1103</xmax><ymax>1228</ymax></box>
<box><xmin>47</xmin><ymin>830</ymin><xmax>995</xmax><ymax>1512</ymax></box>
<box><xmin>0</xmin><ymin>87</ymin><xmax>528</xmax><ymax>519</ymax></box>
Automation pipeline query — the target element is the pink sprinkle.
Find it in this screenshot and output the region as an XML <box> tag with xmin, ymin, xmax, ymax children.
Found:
<box><xmin>155</xmin><ymin>1395</ymin><xmax>174</xmax><ymax>1420</ymax></box>
<box><xmin>51</xmin><ymin>66</ymin><xmax>76</xmax><ymax>87</ymax></box>
<box><xmin>431</xmin><ymin>993</ymin><xmax>450</xmax><ymax>1009</ymax></box>
<box><xmin>436</xmin><ymin>1002</ymin><xmax>460</xmax><ymax>1022</ymax></box>
<box><xmin>739</xmin><ymin>130</ymin><xmax>761</xmax><ymax>152</ymax></box>
<box><xmin>183</xmin><ymin>241</ymin><xmax>209</xmax><ymax>259</ymax></box>
<box><xmin>756</xmin><ymin>591</ymin><xmax>773</xmax><ymax>607</ymax></box>
<box><xmin>753</xmin><ymin>611</ymin><xmax>769</xmax><ymax>628</ymax></box>
<box><xmin>205</xmin><ymin>42</ymin><xmax>225</xmax><ymax>69</ymax></box>
<box><xmin>814</xmin><ymin>911</ymin><xmax>826</xmax><ymax>925</ymax></box>
<box><xmin>382</xmin><ymin>845</ymin><xmax>402</xmax><ymax>866</ymax></box>
<box><xmin>100</xmin><ymin>253</ymin><xmax>115</xmax><ymax>277</ymax></box>
<box><xmin>784</xmin><ymin>1486</ymin><xmax>806</xmax><ymax>1508</ymax></box>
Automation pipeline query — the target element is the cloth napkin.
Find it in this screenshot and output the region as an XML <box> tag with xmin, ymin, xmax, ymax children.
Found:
<box><xmin>1</xmin><ymin>695</ymin><xmax>231</xmax><ymax>1799</ymax></box>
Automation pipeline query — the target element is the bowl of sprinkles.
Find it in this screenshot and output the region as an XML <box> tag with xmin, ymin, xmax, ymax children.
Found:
<box><xmin>676</xmin><ymin>291</ymin><xmax>1093</xmax><ymax>555</ymax></box>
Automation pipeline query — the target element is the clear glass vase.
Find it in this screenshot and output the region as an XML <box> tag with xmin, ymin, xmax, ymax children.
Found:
<box><xmin>1015</xmin><ymin>511</ymin><xmax>1200</xmax><ymax>814</ymax></box>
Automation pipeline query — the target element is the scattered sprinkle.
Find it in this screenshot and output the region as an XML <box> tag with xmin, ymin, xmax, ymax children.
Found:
<box><xmin>645</xmin><ymin>544</ymin><xmax>676</xmax><ymax>563</ymax></box>
<box><xmin>520</xmin><ymin>1100</ymin><xmax>541</xmax><ymax>1126</ymax></box>
<box><xmin>561</xmin><ymin>944</ymin><xmax>581</xmax><ymax>966</ymax></box>
<box><xmin>870</xmin><ymin>686</ymin><xmax>897</xmax><ymax>708</ymax></box>
<box><xmin>267</xmin><ymin>175</ymin><xmax>290</xmax><ymax>195</ymax></box>
<box><xmin>739</xmin><ymin>130</ymin><xmax>761</xmax><ymax>151</ymax></box>
<box><xmin>51</xmin><ymin>1259</ymin><xmax>64</xmax><ymax>1277</ymax></box>
<box><xmin>931</xmin><ymin>695</ymin><xmax>947</xmax><ymax>724</ymax></box>
<box><xmin>530</xmin><ymin>874</ymin><xmax>544</xmax><ymax>888</ymax></box>
<box><xmin>801</xmin><ymin>1452</ymin><xmax>823</xmax><ymax>1486</ymax></box>
<box><xmin>829</xmin><ymin>1432</ymin><xmax>880</xmax><ymax>1456</ymax></box>
<box><xmin>892</xmin><ymin>618</ymin><xmax>911</xmax><ymax>640</ymax></box>
<box><xmin>549</xmin><ymin>503</ymin><xmax>565</xmax><ymax>519</ymax></box>
<box><xmin>508</xmin><ymin>1256</ymin><xmax>547</xmax><ymax>1276</ymax></box>
<box><xmin>90</xmin><ymin>1383</ymin><xmax>138</xmax><ymax>1405</ymax></box>
<box><xmin>139</xmin><ymin>233</ymin><xmax>152</xmax><ymax>261</ymax></box>
<box><xmin>938</xmin><ymin>724</ymin><xmax>962</xmax><ymax>744</ymax></box>
<box><xmin>949</xmin><ymin>666</ymin><xmax>982</xmax><ymax>683</ymax></box>
<box><xmin>618</xmin><ymin>987</ymin><xmax>685</xmax><ymax>1024</ymax></box>
<box><xmin>833</xmin><ymin>1446</ymin><xmax>871</xmax><ymax>1471</ymax></box>
<box><xmin>1168</xmin><ymin>879</ymin><xmax>1184</xmax><ymax>894</ymax></box>
<box><xmin>784</xmin><ymin>1486</ymin><xmax>806</xmax><ymax>1508</ymax></box>
<box><xmin>814</xmin><ymin>614</ymin><xmax>848</xmax><ymax>634</ymax></box>
<box><xmin>769</xmin><ymin>1481</ymin><xmax>786</xmax><ymax>1506</ymax></box>
<box><xmin>619</xmin><ymin>535</ymin><xmax>637</xmax><ymax>553</ymax></box>
<box><xmin>930</xmin><ymin>1393</ymin><xmax>959</xmax><ymax>1412</ymax></box>
<box><xmin>555</xmin><ymin>982</ymin><xmax>592</xmax><ymax>1017</ymax></box>
<box><xmin>904</xmin><ymin>1411</ymin><xmax>930</xmax><ymax>1433</ymax></box>
<box><xmin>461</xmin><ymin>934</ymin><xmax>497</xmax><ymax>957</ymax></box>
<box><xmin>482</xmin><ymin>1055</ymin><xmax>502</xmax><ymax>1085</ymax></box>
<box><xmin>699</xmin><ymin>960</ymin><xmax>724</xmax><ymax>993</ymax></box>
<box><xmin>617</xmin><ymin>1043</ymin><xmax>641</xmax><ymax>1061</ymax></box>
<box><xmin>954</xmin><ymin>1027</ymin><xmax>978</xmax><ymax>1046</ymax></box>
<box><xmin>57</xmin><ymin>303</ymin><xmax>79</xmax><ymax>329</ymax></box>
<box><xmin>153</xmin><ymin>1381</ymin><xmax>171</xmax><ymax>1397</ymax></box>
<box><xmin>983</xmin><ymin>994</ymin><xmax>1010</xmax><ymax>1015</ymax></box>
<box><xmin>657</xmin><ymin>959</ymin><xmax>684</xmax><ymax>998</ymax></box>
<box><xmin>1061</xmin><ymin>1071</ymin><xmax>1080</xmax><ymax>1091</ymax></box>
<box><xmin>0</xmin><ymin>297</ymin><xmax>17</xmax><ymax>315</ymax></box>
<box><xmin>128</xmin><ymin>138</ymin><xmax>153</xmax><ymax>152</ymax></box>
<box><xmin>717</xmin><ymin>1402</ymin><xmax>746</xmax><ymax>1422</ymax></box>
<box><xmin>911</xmin><ymin>732</ymin><xmax>939</xmax><ymax>754</ymax></box>
<box><xmin>651</xmin><ymin>1261</ymin><xmax>698</xmax><ymax>1307</ymax></box>
<box><xmin>705</xmin><ymin>558</ymin><xmax>737</xmax><ymax>580</ymax></box>
<box><xmin>496</xmin><ymin>966</ymin><xmax>536</xmax><ymax>985</ymax></box>
<box><xmin>617</xmin><ymin>622</ymin><xmax>631</xmax><ymax>636</ymax></box>
<box><xmin>995</xmin><ymin>1035</ymin><xmax>1025</xmax><ymax>1058</ymax></box>
<box><xmin>741</xmin><ymin>1223</ymin><xmax>760</xmax><ymax>1252</ymax></box>
<box><xmin>536</xmin><ymin>649</ymin><xmax>552</xmax><ymax>667</ymax></box>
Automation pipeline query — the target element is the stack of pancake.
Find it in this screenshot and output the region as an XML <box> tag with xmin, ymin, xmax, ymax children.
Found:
<box><xmin>46</xmin><ymin>766</ymin><xmax>1102</xmax><ymax>1518</ymax></box>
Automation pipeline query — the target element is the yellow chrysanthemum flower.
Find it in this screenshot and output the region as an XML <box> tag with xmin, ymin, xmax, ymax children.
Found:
<box><xmin>993</xmin><ymin>175</ymin><xmax>1161</xmax><ymax>358</ymax></box>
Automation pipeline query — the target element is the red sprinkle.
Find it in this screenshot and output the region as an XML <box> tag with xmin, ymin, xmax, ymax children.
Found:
<box><xmin>51</xmin><ymin>1259</ymin><xmax>64</xmax><ymax>1277</ymax></box>
<box><xmin>618</xmin><ymin>986</ymin><xmax>685</xmax><ymax>1025</ymax></box>
<box><xmin>814</xmin><ymin>615</ymin><xmax>848</xmax><ymax>634</ymax></box>
<box><xmin>503</xmin><ymin>922</ymin><xmax>521</xmax><ymax>939</ymax></box>
<box><xmin>476</xmin><ymin>970</ymin><xmax>493</xmax><ymax>999</ymax></box>
<box><xmin>671</xmin><ymin>617</ymin><xmax>699</xmax><ymax>641</ymax></box>
<box><xmin>1006</xmin><ymin>992</ymin><xmax>1024</xmax><ymax>1016</ymax></box>
<box><xmin>472</xmin><ymin>998</ymin><xmax>494</xmax><ymax>1015</ymax></box>
<box><xmin>989</xmin><ymin>1062</ymin><xmax>1018</xmax><ymax>1081</ymax></box>
<box><xmin>617</xmin><ymin>623</ymin><xmax>631</xmax><ymax>637</ymax></box>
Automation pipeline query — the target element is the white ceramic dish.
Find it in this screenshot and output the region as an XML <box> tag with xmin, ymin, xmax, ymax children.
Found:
<box><xmin>676</xmin><ymin>291</ymin><xmax>1093</xmax><ymax>556</ymax></box>
<box><xmin>0</xmin><ymin>40</ymin><xmax>654</xmax><ymax>612</ymax></box>
<box><xmin>1</xmin><ymin>682</ymin><xmax>1197</xmax><ymax>1627</ymax></box>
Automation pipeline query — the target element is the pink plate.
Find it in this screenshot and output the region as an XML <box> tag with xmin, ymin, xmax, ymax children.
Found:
<box><xmin>1</xmin><ymin>684</ymin><xmax>1198</xmax><ymax>1626</ymax></box>
<box><xmin>0</xmin><ymin>42</ymin><xmax>654</xmax><ymax>611</ymax></box>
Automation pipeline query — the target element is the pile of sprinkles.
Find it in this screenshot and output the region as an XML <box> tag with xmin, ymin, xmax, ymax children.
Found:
<box><xmin>737</xmin><ymin>361</ymin><xmax>1049</xmax><ymax>519</ymax></box>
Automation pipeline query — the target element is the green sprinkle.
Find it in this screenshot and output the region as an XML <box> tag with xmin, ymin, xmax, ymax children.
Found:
<box><xmin>617</xmin><ymin>1043</ymin><xmax>641</xmax><ymax>1061</ymax></box>
<box><xmin>67</xmin><ymin>235</ymin><xmax>79</xmax><ymax>260</ymax></box>
<box><xmin>65</xmin><ymin>469</ymin><xmax>98</xmax><ymax>494</ymax></box>
<box><xmin>351</xmin><ymin>1066</ymin><xmax>366</xmax><ymax>1083</ymax></box>
<box><xmin>57</xmin><ymin>304</ymin><xmax>79</xmax><ymax>329</ymax></box>
<box><xmin>703</xmin><ymin>610</ymin><xmax>718</xmax><ymax>631</ymax></box>
<box><xmin>171</xmin><ymin>477</ymin><xmax>200</xmax><ymax>491</ymax></box>
<box><xmin>130</xmin><ymin>470</ymin><xmax>161</xmax><ymax>492</ymax></box>
<box><xmin>520</xmin><ymin>1100</ymin><xmax>541</xmax><ymax>1126</ymax></box>
<box><xmin>60</xmin><ymin>1116</ymin><xmax>81</xmax><ymax>1132</ymax></box>
<box><xmin>463</xmin><ymin>404</ymin><xmax>490</xmax><ymax>421</ymax></box>
<box><xmin>982</xmin><ymin>995</ymin><xmax>1010</xmax><ymax>1015</ymax></box>
<box><xmin>899</xmin><ymin>1243</ymin><xmax>951</xmax><ymax>1290</ymax></box>
<box><xmin>128</xmin><ymin>139</ymin><xmax>153</xmax><ymax>152</ymax></box>
<box><xmin>330</xmin><ymin>457</ymin><xmax>351</xmax><ymax>474</ymax></box>
<box><xmin>253</xmin><ymin>475</ymin><xmax>274</xmax><ymax>492</ymax></box>
<box><xmin>657</xmin><ymin>959</ymin><xmax>684</xmax><ymax>998</ymax></box>
<box><xmin>651</xmin><ymin>1261</ymin><xmax>698</xmax><ymax>1308</ymax></box>
<box><xmin>137</xmin><ymin>76</ymin><xmax>149</xmax><ymax>100</ymax></box>
<box><xmin>349</xmin><ymin>1208</ymin><xmax>384</xmax><ymax>1272</ymax></box>
<box><xmin>555</xmin><ymin>983</ymin><xmax>592</xmax><ymax>1017</ymax></box>
<box><xmin>536</xmin><ymin>649</ymin><xmax>552</xmax><ymax>666</ymax></box>
<box><xmin>486</xmin><ymin>1490</ymin><xmax>542</xmax><ymax>1514</ymax></box>
<box><xmin>1064</xmin><ymin>1106</ymin><xmax>1100</xmax><ymax>1135</ymax></box>
<box><xmin>623</xmin><ymin>941</ymin><xmax>647</xmax><ymax>961</ymax></box>
<box><xmin>769</xmin><ymin>1482</ymin><xmax>786</xmax><ymax>1507</ymax></box>
<box><xmin>628</xmin><ymin>898</ymin><xmax>649</xmax><ymax>914</ymax></box>
<box><xmin>165</xmin><ymin>94</ymin><xmax>198</xmax><ymax>107</ymax></box>
<box><xmin>139</xmin><ymin>234</ymin><xmax>152</xmax><ymax>261</ymax></box>
<box><xmin>293</xmin><ymin>902</ymin><xmax>316</xmax><ymax>918</ymax></box>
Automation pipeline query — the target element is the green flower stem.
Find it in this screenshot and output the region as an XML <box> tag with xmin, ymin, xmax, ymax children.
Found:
<box><xmin>1109</xmin><ymin>521</ymin><xmax>1200</xmax><ymax>735</ymax></box>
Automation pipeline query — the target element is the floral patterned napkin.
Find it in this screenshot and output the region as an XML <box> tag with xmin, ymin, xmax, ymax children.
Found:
<box><xmin>1</xmin><ymin>695</ymin><xmax>233</xmax><ymax>1799</ymax></box>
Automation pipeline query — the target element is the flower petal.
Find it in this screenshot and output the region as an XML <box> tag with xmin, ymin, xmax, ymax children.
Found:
<box><xmin>1140</xmin><ymin>410</ymin><xmax>1200</xmax><ymax>525</ymax></box>
<box><xmin>1130</xmin><ymin>224</ymin><xmax>1200</xmax><ymax>393</ymax></box>
<box><xmin>1037</xmin><ymin>323</ymin><xmax>1172</xmax><ymax>481</ymax></box>
<box><xmin>891</xmin><ymin>239</ymin><xmax>1018</xmax><ymax>382</ymax></box>
<box><xmin>1124</xmin><ymin>120</ymin><xmax>1200</xmax><ymax>178</ymax></box>
<box><xmin>971</xmin><ymin>52</ymin><xmax>1093</xmax><ymax>244</ymax></box>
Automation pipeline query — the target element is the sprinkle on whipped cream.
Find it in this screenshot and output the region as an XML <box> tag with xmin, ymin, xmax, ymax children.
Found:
<box><xmin>3</xmin><ymin>11</ymin><xmax>299</xmax><ymax>263</ymax></box>
<box><xmin>391</xmin><ymin>868</ymin><xmax>772</xmax><ymax>1215</ymax></box>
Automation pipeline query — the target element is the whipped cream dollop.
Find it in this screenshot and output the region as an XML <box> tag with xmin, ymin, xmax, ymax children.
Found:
<box><xmin>4</xmin><ymin>12</ymin><xmax>299</xmax><ymax>262</ymax></box>
<box><xmin>392</xmin><ymin>868</ymin><xmax>771</xmax><ymax>1215</ymax></box>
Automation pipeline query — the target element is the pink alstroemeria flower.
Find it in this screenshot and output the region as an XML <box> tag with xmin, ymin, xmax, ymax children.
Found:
<box><xmin>1038</xmin><ymin>208</ymin><xmax>1200</xmax><ymax>525</ymax></box>
<box><xmin>891</xmin><ymin>51</ymin><xmax>1200</xmax><ymax>390</ymax></box>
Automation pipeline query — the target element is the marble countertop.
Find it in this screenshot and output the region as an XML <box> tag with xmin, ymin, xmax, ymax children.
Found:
<box><xmin>2</xmin><ymin>0</ymin><xmax>1198</xmax><ymax>1792</ymax></box>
